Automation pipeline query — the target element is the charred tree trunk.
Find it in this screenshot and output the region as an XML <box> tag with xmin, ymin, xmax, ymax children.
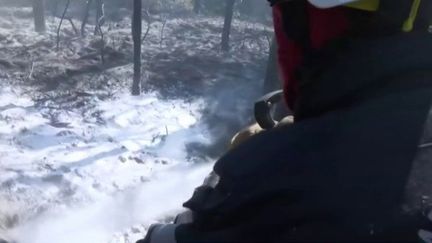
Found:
<box><xmin>94</xmin><ymin>0</ymin><xmax>104</xmax><ymax>35</ymax></box>
<box><xmin>81</xmin><ymin>0</ymin><xmax>93</xmax><ymax>37</ymax></box>
<box><xmin>132</xmin><ymin>0</ymin><xmax>142</xmax><ymax>96</ymax></box>
<box><xmin>33</xmin><ymin>0</ymin><xmax>46</xmax><ymax>33</ymax></box>
<box><xmin>221</xmin><ymin>0</ymin><xmax>235</xmax><ymax>52</ymax></box>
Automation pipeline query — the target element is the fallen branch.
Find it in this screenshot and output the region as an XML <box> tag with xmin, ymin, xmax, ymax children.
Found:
<box><xmin>78</xmin><ymin>51</ymin><xmax>101</xmax><ymax>60</ymax></box>
<box><xmin>0</xmin><ymin>59</ymin><xmax>15</xmax><ymax>69</ymax></box>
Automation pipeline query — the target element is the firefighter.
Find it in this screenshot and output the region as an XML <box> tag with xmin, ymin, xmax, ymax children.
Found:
<box><xmin>138</xmin><ymin>1</ymin><xmax>432</xmax><ymax>242</ymax></box>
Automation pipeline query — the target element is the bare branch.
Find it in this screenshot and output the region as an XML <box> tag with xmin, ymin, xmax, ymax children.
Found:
<box><xmin>67</xmin><ymin>18</ymin><xmax>79</xmax><ymax>36</ymax></box>
<box><xmin>159</xmin><ymin>19</ymin><xmax>167</xmax><ymax>47</ymax></box>
<box><xmin>141</xmin><ymin>9</ymin><xmax>152</xmax><ymax>44</ymax></box>
<box><xmin>142</xmin><ymin>24</ymin><xmax>152</xmax><ymax>44</ymax></box>
<box><xmin>56</xmin><ymin>0</ymin><xmax>71</xmax><ymax>51</ymax></box>
<box><xmin>96</xmin><ymin>1</ymin><xmax>106</xmax><ymax>64</ymax></box>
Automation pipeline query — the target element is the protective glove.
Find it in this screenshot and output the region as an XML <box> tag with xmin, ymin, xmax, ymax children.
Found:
<box><xmin>229</xmin><ymin>116</ymin><xmax>294</xmax><ymax>149</ymax></box>
<box><xmin>136</xmin><ymin>224</ymin><xmax>177</xmax><ymax>243</ymax></box>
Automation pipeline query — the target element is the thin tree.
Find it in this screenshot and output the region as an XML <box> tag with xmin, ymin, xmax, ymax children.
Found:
<box><xmin>33</xmin><ymin>0</ymin><xmax>46</xmax><ymax>33</ymax></box>
<box><xmin>56</xmin><ymin>0</ymin><xmax>71</xmax><ymax>50</ymax></box>
<box><xmin>92</xmin><ymin>0</ymin><xmax>106</xmax><ymax>64</ymax></box>
<box><xmin>94</xmin><ymin>0</ymin><xmax>105</xmax><ymax>35</ymax></box>
<box><xmin>132</xmin><ymin>0</ymin><xmax>142</xmax><ymax>96</ymax></box>
<box><xmin>81</xmin><ymin>0</ymin><xmax>93</xmax><ymax>37</ymax></box>
<box><xmin>221</xmin><ymin>0</ymin><xmax>235</xmax><ymax>52</ymax></box>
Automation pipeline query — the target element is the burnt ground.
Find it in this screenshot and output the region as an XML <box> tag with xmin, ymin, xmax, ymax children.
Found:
<box><xmin>0</xmin><ymin>6</ymin><xmax>272</xmax><ymax>160</ymax></box>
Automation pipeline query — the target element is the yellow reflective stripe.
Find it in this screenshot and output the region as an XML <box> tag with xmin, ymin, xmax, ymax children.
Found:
<box><xmin>402</xmin><ymin>0</ymin><xmax>422</xmax><ymax>32</ymax></box>
<box><xmin>345</xmin><ymin>0</ymin><xmax>380</xmax><ymax>12</ymax></box>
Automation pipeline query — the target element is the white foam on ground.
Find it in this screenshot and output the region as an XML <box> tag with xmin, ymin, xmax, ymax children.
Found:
<box><xmin>0</xmin><ymin>5</ymin><xmax>271</xmax><ymax>242</ymax></box>
<box><xmin>12</xmin><ymin>164</ymin><xmax>212</xmax><ymax>243</ymax></box>
<box><xmin>0</xmin><ymin>86</ymin><xmax>213</xmax><ymax>242</ymax></box>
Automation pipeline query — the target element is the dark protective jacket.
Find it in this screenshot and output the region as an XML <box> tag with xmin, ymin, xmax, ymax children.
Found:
<box><xmin>137</xmin><ymin>1</ymin><xmax>432</xmax><ymax>241</ymax></box>
<box><xmin>138</xmin><ymin>32</ymin><xmax>432</xmax><ymax>243</ymax></box>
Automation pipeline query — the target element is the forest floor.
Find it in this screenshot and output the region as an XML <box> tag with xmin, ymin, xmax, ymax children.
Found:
<box><xmin>0</xmin><ymin>6</ymin><xmax>272</xmax><ymax>243</ymax></box>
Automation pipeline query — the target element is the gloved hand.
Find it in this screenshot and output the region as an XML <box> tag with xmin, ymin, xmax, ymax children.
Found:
<box><xmin>136</xmin><ymin>224</ymin><xmax>177</xmax><ymax>243</ymax></box>
<box><xmin>229</xmin><ymin>123</ymin><xmax>263</xmax><ymax>149</ymax></box>
<box><xmin>229</xmin><ymin>116</ymin><xmax>294</xmax><ymax>149</ymax></box>
<box><xmin>136</xmin><ymin>171</ymin><xmax>220</xmax><ymax>243</ymax></box>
